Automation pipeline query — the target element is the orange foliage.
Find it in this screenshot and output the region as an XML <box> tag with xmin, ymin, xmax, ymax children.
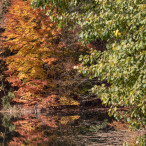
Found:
<box><xmin>9</xmin><ymin>114</ymin><xmax>58</xmax><ymax>145</ymax></box>
<box><xmin>2</xmin><ymin>0</ymin><xmax>61</xmax><ymax>104</ymax></box>
<box><xmin>38</xmin><ymin>95</ymin><xmax>59</xmax><ymax>108</ymax></box>
<box><xmin>2</xmin><ymin>0</ymin><xmax>86</xmax><ymax>107</ymax></box>
<box><xmin>8</xmin><ymin>114</ymin><xmax>80</xmax><ymax>145</ymax></box>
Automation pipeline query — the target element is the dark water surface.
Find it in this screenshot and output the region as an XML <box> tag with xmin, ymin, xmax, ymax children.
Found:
<box><xmin>0</xmin><ymin>109</ymin><xmax>133</xmax><ymax>146</ymax></box>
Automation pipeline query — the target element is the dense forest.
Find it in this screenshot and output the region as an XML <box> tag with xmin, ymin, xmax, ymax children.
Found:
<box><xmin>0</xmin><ymin>0</ymin><xmax>145</xmax><ymax>145</ymax></box>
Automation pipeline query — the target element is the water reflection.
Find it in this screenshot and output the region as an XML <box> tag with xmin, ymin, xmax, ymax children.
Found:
<box><xmin>0</xmin><ymin>110</ymin><xmax>128</xmax><ymax>145</ymax></box>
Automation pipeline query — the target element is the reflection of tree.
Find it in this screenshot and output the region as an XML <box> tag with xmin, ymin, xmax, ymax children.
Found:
<box><xmin>0</xmin><ymin>111</ymin><xmax>144</xmax><ymax>145</ymax></box>
<box><xmin>7</xmin><ymin>113</ymin><xmax>80</xmax><ymax>145</ymax></box>
<box><xmin>9</xmin><ymin>115</ymin><xmax>57</xmax><ymax>145</ymax></box>
<box><xmin>0</xmin><ymin>111</ymin><xmax>110</xmax><ymax>145</ymax></box>
<box><xmin>0</xmin><ymin>113</ymin><xmax>18</xmax><ymax>146</ymax></box>
<box><xmin>1</xmin><ymin>111</ymin><xmax>121</xmax><ymax>145</ymax></box>
<box><xmin>2</xmin><ymin>114</ymin><xmax>15</xmax><ymax>132</ymax></box>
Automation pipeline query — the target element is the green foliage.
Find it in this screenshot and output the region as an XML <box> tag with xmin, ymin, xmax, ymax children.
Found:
<box><xmin>2</xmin><ymin>114</ymin><xmax>16</xmax><ymax>132</ymax></box>
<box><xmin>2</xmin><ymin>92</ymin><xmax>15</xmax><ymax>109</ymax></box>
<box><xmin>31</xmin><ymin>0</ymin><xmax>146</xmax><ymax>130</ymax></box>
<box><xmin>31</xmin><ymin>0</ymin><xmax>98</xmax><ymax>31</ymax></box>
<box><xmin>0</xmin><ymin>0</ymin><xmax>10</xmax><ymax>15</ymax></box>
<box><xmin>124</xmin><ymin>135</ymin><xmax>146</xmax><ymax>146</ymax></box>
<box><xmin>0</xmin><ymin>75</ymin><xmax>4</xmax><ymax>92</ymax></box>
<box><xmin>136</xmin><ymin>135</ymin><xmax>146</xmax><ymax>146</ymax></box>
<box><xmin>4</xmin><ymin>0</ymin><xmax>10</xmax><ymax>8</ymax></box>
<box><xmin>89</xmin><ymin>119</ymin><xmax>108</xmax><ymax>132</ymax></box>
<box><xmin>78</xmin><ymin>0</ymin><xmax>146</xmax><ymax>130</ymax></box>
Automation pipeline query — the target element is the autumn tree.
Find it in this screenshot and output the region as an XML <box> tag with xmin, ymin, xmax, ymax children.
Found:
<box><xmin>2</xmin><ymin>0</ymin><xmax>62</xmax><ymax>104</ymax></box>
<box><xmin>2</xmin><ymin>0</ymin><xmax>85</xmax><ymax>106</ymax></box>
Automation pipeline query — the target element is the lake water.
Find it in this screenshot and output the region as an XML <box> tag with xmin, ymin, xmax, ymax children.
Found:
<box><xmin>0</xmin><ymin>109</ymin><xmax>139</xmax><ymax>145</ymax></box>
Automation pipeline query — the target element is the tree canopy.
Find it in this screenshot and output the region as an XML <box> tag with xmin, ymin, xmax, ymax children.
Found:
<box><xmin>30</xmin><ymin>0</ymin><xmax>146</xmax><ymax>130</ymax></box>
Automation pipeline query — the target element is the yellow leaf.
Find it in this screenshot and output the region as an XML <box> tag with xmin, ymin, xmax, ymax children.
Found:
<box><xmin>59</xmin><ymin>96</ymin><xmax>79</xmax><ymax>105</ymax></box>
<box><xmin>59</xmin><ymin>115</ymin><xmax>80</xmax><ymax>125</ymax></box>
<box><xmin>114</xmin><ymin>29</ymin><xmax>121</xmax><ymax>37</ymax></box>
